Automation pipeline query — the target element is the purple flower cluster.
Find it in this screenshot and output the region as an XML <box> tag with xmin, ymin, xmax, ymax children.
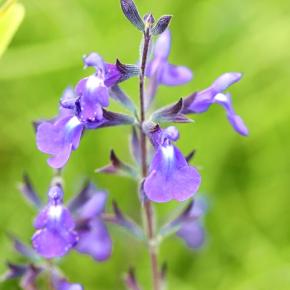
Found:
<box><xmin>5</xmin><ymin>0</ymin><xmax>248</xmax><ymax>289</ymax></box>
<box><xmin>36</xmin><ymin>54</ymin><xmax>137</xmax><ymax>168</ymax></box>
<box><xmin>27</xmin><ymin>178</ymin><xmax>112</xmax><ymax>261</ymax></box>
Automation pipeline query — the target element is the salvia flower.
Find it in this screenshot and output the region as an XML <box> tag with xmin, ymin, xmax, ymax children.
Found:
<box><xmin>75</xmin><ymin>53</ymin><xmax>111</xmax><ymax>122</ymax></box>
<box><xmin>36</xmin><ymin>53</ymin><xmax>138</xmax><ymax>169</ymax></box>
<box><xmin>32</xmin><ymin>185</ymin><xmax>78</xmax><ymax>259</ymax></box>
<box><xmin>144</xmin><ymin>126</ymin><xmax>201</xmax><ymax>202</ymax></box>
<box><xmin>36</xmin><ymin>98</ymin><xmax>84</xmax><ymax>168</ymax></box>
<box><xmin>176</xmin><ymin>198</ymin><xmax>206</xmax><ymax>249</ymax></box>
<box><xmin>145</xmin><ymin>29</ymin><xmax>193</xmax><ymax>106</ymax></box>
<box><xmin>69</xmin><ymin>182</ymin><xmax>112</xmax><ymax>261</ymax></box>
<box><xmin>183</xmin><ymin>72</ymin><xmax>248</xmax><ymax>136</ymax></box>
<box><xmin>36</xmin><ymin>87</ymin><xmax>134</xmax><ymax>168</ymax></box>
<box><xmin>76</xmin><ymin>52</ymin><xmax>139</xmax><ymax>121</ymax></box>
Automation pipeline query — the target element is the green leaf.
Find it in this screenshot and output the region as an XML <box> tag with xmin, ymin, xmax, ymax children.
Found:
<box><xmin>0</xmin><ymin>0</ymin><xmax>25</xmax><ymax>58</ymax></box>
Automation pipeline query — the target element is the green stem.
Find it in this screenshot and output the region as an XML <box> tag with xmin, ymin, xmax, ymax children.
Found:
<box><xmin>139</xmin><ymin>29</ymin><xmax>160</xmax><ymax>290</ymax></box>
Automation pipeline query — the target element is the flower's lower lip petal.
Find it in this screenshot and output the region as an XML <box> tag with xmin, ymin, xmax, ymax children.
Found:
<box><xmin>228</xmin><ymin>114</ymin><xmax>249</xmax><ymax>136</ymax></box>
<box><xmin>76</xmin><ymin>220</ymin><xmax>112</xmax><ymax>261</ymax></box>
<box><xmin>144</xmin><ymin>166</ymin><xmax>201</xmax><ymax>203</ymax></box>
<box><xmin>36</xmin><ymin>122</ymin><xmax>64</xmax><ymax>155</ymax></box>
<box><xmin>177</xmin><ymin>222</ymin><xmax>205</xmax><ymax>249</ymax></box>
<box><xmin>47</xmin><ymin>144</ymin><xmax>72</xmax><ymax>169</ymax></box>
<box><xmin>36</xmin><ymin>114</ymin><xmax>82</xmax><ymax>169</ymax></box>
<box><xmin>32</xmin><ymin>228</ymin><xmax>77</xmax><ymax>259</ymax></box>
<box><xmin>80</xmin><ymin>96</ymin><xmax>103</xmax><ymax>122</ymax></box>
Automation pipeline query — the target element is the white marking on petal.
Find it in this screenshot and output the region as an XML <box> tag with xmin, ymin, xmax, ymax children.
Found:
<box><xmin>161</xmin><ymin>145</ymin><xmax>174</xmax><ymax>161</ymax></box>
<box><xmin>214</xmin><ymin>93</ymin><xmax>229</xmax><ymax>104</ymax></box>
<box><xmin>48</xmin><ymin>205</ymin><xmax>62</xmax><ymax>220</ymax></box>
<box><xmin>86</xmin><ymin>75</ymin><xmax>104</xmax><ymax>92</ymax></box>
<box><xmin>66</xmin><ymin>116</ymin><xmax>81</xmax><ymax>131</ymax></box>
<box><xmin>70</xmin><ymin>285</ymin><xmax>82</xmax><ymax>290</ymax></box>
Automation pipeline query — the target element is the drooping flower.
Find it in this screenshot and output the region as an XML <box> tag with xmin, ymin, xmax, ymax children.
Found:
<box><xmin>68</xmin><ymin>182</ymin><xmax>112</xmax><ymax>261</ymax></box>
<box><xmin>144</xmin><ymin>126</ymin><xmax>201</xmax><ymax>203</ymax></box>
<box><xmin>32</xmin><ymin>185</ymin><xmax>78</xmax><ymax>259</ymax></box>
<box><xmin>176</xmin><ymin>198</ymin><xmax>206</xmax><ymax>249</ymax></box>
<box><xmin>145</xmin><ymin>30</ymin><xmax>193</xmax><ymax>106</ymax></box>
<box><xmin>183</xmin><ymin>72</ymin><xmax>248</xmax><ymax>136</ymax></box>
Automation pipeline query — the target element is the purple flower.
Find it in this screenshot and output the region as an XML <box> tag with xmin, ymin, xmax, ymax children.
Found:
<box><xmin>75</xmin><ymin>53</ymin><xmax>110</xmax><ymax>122</ymax></box>
<box><xmin>176</xmin><ymin>199</ymin><xmax>206</xmax><ymax>249</ymax></box>
<box><xmin>146</xmin><ymin>30</ymin><xmax>193</xmax><ymax>105</ymax></box>
<box><xmin>69</xmin><ymin>183</ymin><xmax>112</xmax><ymax>261</ymax></box>
<box><xmin>144</xmin><ymin>126</ymin><xmax>201</xmax><ymax>203</ymax></box>
<box><xmin>36</xmin><ymin>111</ymin><xmax>84</xmax><ymax>169</ymax></box>
<box><xmin>75</xmin><ymin>52</ymin><xmax>136</xmax><ymax>122</ymax></box>
<box><xmin>32</xmin><ymin>185</ymin><xmax>78</xmax><ymax>259</ymax></box>
<box><xmin>36</xmin><ymin>87</ymin><xmax>134</xmax><ymax>168</ymax></box>
<box><xmin>183</xmin><ymin>73</ymin><xmax>248</xmax><ymax>136</ymax></box>
<box><xmin>36</xmin><ymin>52</ymin><xmax>138</xmax><ymax>169</ymax></box>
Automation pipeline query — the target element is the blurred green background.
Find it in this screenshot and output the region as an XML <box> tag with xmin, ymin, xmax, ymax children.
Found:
<box><xmin>1</xmin><ymin>0</ymin><xmax>290</xmax><ymax>289</ymax></box>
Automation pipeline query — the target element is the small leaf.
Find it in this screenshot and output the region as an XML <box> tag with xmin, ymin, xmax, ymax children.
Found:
<box><xmin>18</xmin><ymin>173</ymin><xmax>42</xmax><ymax>208</ymax></box>
<box><xmin>186</xmin><ymin>149</ymin><xmax>196</xmax><ymax>163</ymax></box>
<box><xmin>124</xmin><ymin>267</ymin><xmax>141</xmax><ymax>290</ymax></box>
<box><xmin>99</xmin><ymin>109</ymin><xmax>136</xmax><ymax>128</ymax></box>
<box><xmin>151</xmin><ymin>15</ymin><xmax>172</xmax><ymax>36</ymax></box>
<box><xmin>182</xmin><ymin>92</ymin><xmax>198</xmax><ymax>114</ymax></box>
<box><xmin>151</xmin><ymin>98</ymin><xmax>192</xmax><ymax>123</ymax></box>
<box><xmin>96</xmin><ymin>149</ymin><xmax>137</xmax><ymax>178</ymax></box>
<box><xmin>7</xmin><ymin>233</ymin><xmax>39</xmax><ymax>260</ymax></box>
<box><xmin>159</xmin><ymin>201</ymin><xmax>194</xmax><ymax>238</ymax></box>
<box><xmin>116</xmin><ymin>59</ymin><xmax>140</xmax><ymax>75</ymax></box>
<box><xmin>0</xmin><ymin>262</ymin><xmax>27</xmax><ymax>281</ymax></box>
<box><xmin>120</xmin><ymin>0</ymin><xmax>145</xmax><ymax>32</ymax></box>
<box><xmin>68</xmin><ymin>181</ymin><xmax>95</xmax><ymax>213</ymax></box>
<box><xmin>103</xmin><ymin>201</ymin><xmax>145</xmax><ymax>240</ymax></box>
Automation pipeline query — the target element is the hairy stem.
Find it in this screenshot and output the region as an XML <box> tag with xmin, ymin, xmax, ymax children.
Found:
<box><xmin>139</xmin><ymin>30</ymin><xmax>160</xmax><ymax>290</ymax></box>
